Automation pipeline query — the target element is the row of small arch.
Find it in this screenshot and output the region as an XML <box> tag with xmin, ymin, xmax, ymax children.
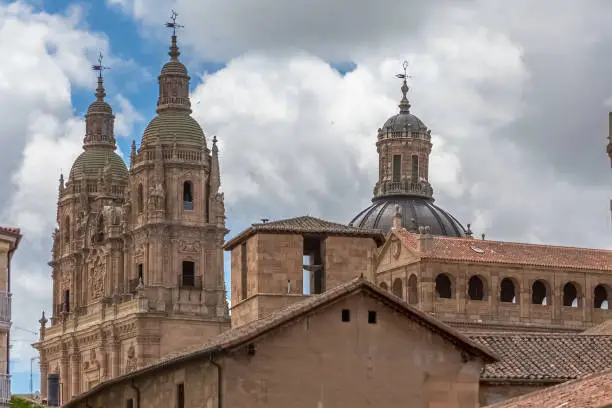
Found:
<box><xmin>380</xmin><ymin>273</ymin><xmax>611</xmax><ymax>309</ymax></box>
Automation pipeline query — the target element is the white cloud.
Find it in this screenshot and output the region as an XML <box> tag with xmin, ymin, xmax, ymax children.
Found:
<box><xmin>113</xmin><ymin>94</ymin><xmax>144</xmax><ymax>138</ymax></box>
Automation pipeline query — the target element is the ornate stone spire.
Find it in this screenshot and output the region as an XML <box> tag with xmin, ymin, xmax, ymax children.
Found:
<box><xmin>83</xmin><ymin>52</ymin><xmax>116</xmax><ymax>150</ymax></box>
<box><xmin>396</xmin><ymin>60</ymin><xmax>411</xmax><ymax>114</ymax></box>
<box><xmin>156</xmin><ymin>11</ymin><xmax>191</xmax><ymax>114</ymax></box>
<box><xmin>210</xmin><ymin>136</ymin><xmax>221</xmax><ymax>195</ymax></box>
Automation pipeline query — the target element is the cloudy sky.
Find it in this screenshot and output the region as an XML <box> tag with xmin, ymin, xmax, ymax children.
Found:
<box><xmin>0</xmin><ymin>0</ymin><xmax>611</xmax><ymax>393</ymax></box>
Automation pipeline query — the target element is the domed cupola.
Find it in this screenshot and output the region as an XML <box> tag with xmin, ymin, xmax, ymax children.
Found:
<box><xmin>67</xmin><ymin>58</ymin><xmax>128</xmax><ymax>189</ymax></box>
<box><xmin>140</xmin><ymin>17</ymin><xmax>206</xmax><ymax>149</ymax></box>
<box><xmin>349</xmin><ymin>61</ymin><xmax>467</xmax><ymax>237</ymax></box>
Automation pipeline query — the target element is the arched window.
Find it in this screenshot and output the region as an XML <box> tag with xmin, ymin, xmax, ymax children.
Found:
<box><xmin>594</xmin><ymin>284</ymin><xmax>610</xmax><ymax>309</ymax></box>
<box><xmin>500</xmin><ymin>278</ymin><xmax>517</xmax><ymax>303</ymax></box>
<box><xmin>379</xmin><ymin>282</ymin><xmax>388</xmax><ymax>291</ymax></box>
<box><xmin>183</xmin><ymin>181</ymin><xmax>193</xmax><ymax>210</ymax></box>
<box><xmin>181</xmin><ymin>261</ymin><xmax>195</xmax><ymax>287</ymax></box>
<box><xmin>408</xmin><ymin>274</ymin><xmax>418</xmax><ymax>304</ymax></box>
<box><xmin>562</xmin><ymin>282</ymin><xmax>579</xmax><ymax>307</ymax></box>
<box><xmin>392</xmin><ymin>278</ymin><xmax>403</xmax><ymax>299</ymax></box>
<box><xmin>64</xmin><ymin>290</ymin><xmax>70</xmax><ymax>313</ymax></box>
<box><xmin>467</xmin><ymin>276</ymin><xmax>485</xmax><ymax>301</ymax></box>
<box><xmin>137</xmin><ymin>184</ymin><xmax>144</xmax><ymax>213</ymax></box>
<box><xmin>532</xmin><ymin>280</ymin><xmax>548</xmax><ymax>305</ymax></box>
<box><xmin>435</xmin><ymin>274</ymin><xmax>453</xmax><ymax>299</ymax></box>
<box><xmin>95</xmin><ymin>216</ymin><xmax>104</xmax><ymax>243</ymax></box>
<box><xmin>64</xmin><ymin>216</ymin><xmax>70</xmax><ymax>244</ymax></box>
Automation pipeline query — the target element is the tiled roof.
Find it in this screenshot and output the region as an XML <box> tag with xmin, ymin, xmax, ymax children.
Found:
<box><xmin>0</xmin><ymin>226</ymin><xmax>20</xmax><ymax>235</ymax></box>
<box><xmin>224</xmin><ymin>215</ymin><xmax>385</xmax><ymax>249</ymax></box>
<box><xmin>65</xmin><ymin>278</ymin><xmax>497</xmax><ymax>408</ymax></box>
<box><xmin>583</xmin><ymin>320</ymin><xmax>612</xmax><ymax>335</ymax></box>
<box><xmin>470</xmin><ymin>334</ymin><xmax>612</xmax><ymax>382</ymax></box>
<box><xmin>394</xmin><ymin>229</ymin><xmax>612</xmax><ymax>271</ymax></box>
<box><xmin>485</xmin><ymin>368</ymin><xmax>612</xmax><ymax>408</ymax></box>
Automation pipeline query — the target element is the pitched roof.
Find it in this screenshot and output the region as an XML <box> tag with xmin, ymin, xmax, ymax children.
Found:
<box><xmin>65</xmin><ymin>278</ymin><xmax>497</xmax><ymax>408</ymax></box>
<box><xmin>485</xmin><ymin>368</ymin><xmax>612</xmax><ymax>408</ymax></box>
<box><xmin>582</xmin><ymin>320</ymin><xmax>612</xmax><ymax>335</ymax></box>
<box><xmin>470</xmin><ymin>333</ymin><xmax>612</xmax><ymax>382</ymax></box>
<box><xmin>393</xmin><ymin>228</ymin><xmax>612</xmax><ymax>271</ymax></box>
<box><xmin>0</xmin><ymin>226</ymin><xmax>20</xmax><ymax>235</ymax></box>
<box><xmin>224</xmin><ymin>215</ymin><xmax>385</xmax><ymax>250</ymax></box>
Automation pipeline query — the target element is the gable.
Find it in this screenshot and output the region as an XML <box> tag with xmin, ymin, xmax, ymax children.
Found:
<box><xmin>376</xmin><ymin>232</ymin><xmax>420</xmax><ymax>271</ymax></box>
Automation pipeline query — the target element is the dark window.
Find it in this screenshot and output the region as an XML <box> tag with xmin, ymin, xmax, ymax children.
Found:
<box><xmin>392</xmin><ymin>278</ymin><xmax>403</xmax><ymax>298</ymax></box>
<box><xmin>183</xmin><ymin>181</ymin><xmax>193</xmax><ymax>210</ymax></box>
<box><xmin>64</xmin><ymin>216</ymin><xmax>70</xmax><ymax>243</ymax></box>
<box><xmin>341</xmin><ymin>309</ymin><xmax>350</xmax><ymax>322</ymax></box>
<box><xmin>563</xmin><ymin>282</ymin><xmax>578</xmax><ymax>307</ymax></box>
<box><xmin>126</xmin><ymin>399</ymin><xmax>134</xmax><ymax>408</ymax></box>
<box><xmin>500</xmin><ymin>278</ymin><xmax>516</xmax><ymax>303</ymax></box>
<box><xmin>594</xmin><ymin>284</ymin><xmax>609</xmax><ymax>309</ymax></box>
<box><xmin>96</xmin><ymin>216</ymin><xmax>104</xmax><ymax>243</ymax></box>
<box><xmin>182</xmin><ymin>261</ymin><xmax>195</xmax><ymax>287</ymax></box>
<box><xmin>408</xmin><ymin>274</ymin><xmax>418</xmax><ymax>304</ymax></box>
<box><xmin>137</xmin><ymin>264</ymin><xmax>143</xmax><ymax>282</ymax></box>
<box><xmin>411</xmin><ymin>155</ymin><xmax>419</xmax><ymax>182</ymax></box>
<box><xmin>137</xmin><ymin>184</ymin><xmax>144</xmax><ymax>213</ymax></box>
<box><xmin>64</xmin><ymin>290</ymin><xmax>70</xmax><ymax>313</ymax></box>
<box><xmin>467</xmin><ymin>276</ymin><xmax>485</xmax><ymax>301</ymax></box>
<box><xmin>532</xmin><ymin>280</ymin><xmax>548</xmax><ymax>305</ymax></box>
<box><xmin>177</xmin><ymin>383</ymin><xmax>185</xmax><ymax>408</ymax></box>
<box><xmin>392</xmin><ymin>155</ymin><xmax>402</xmax><ymax>183</ymax></box>
<box><xmin>368</xmin><ymin>311</ymin><xmax>377</xmax><ymax>324</ymax></box>
<box><xmin>241</xmin><ymin>242</ymin><xmax>247</xmax><ymax>300</ymax></box>
<box><xmin>435</xmin><ymin>274</ymin><xmax>452</xmax><ymax>299</ymax></box>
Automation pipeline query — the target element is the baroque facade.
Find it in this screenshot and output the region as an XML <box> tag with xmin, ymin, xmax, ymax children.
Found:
<box><xmin>33</xmin><ymin>33</ymin><xmax>230</xmax><ymax>403</ymax></box>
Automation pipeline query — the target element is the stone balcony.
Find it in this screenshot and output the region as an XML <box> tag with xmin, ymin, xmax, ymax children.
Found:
<box><xmin>0</xmin><ymin>292</ymin><xmax>11</xmax><ymax>330</ymax></box>
<box><xmin>0</xmin><ymin>374</ymin><xmax>10</xmax><ymax>406</ymax></box>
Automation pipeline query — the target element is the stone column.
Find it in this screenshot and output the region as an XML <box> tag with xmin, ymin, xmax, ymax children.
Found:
<box><xmin>70</xmin><ymin>354</ymin><xmax>80</xmax><ymax>397</ymax></box>
<box><xmin>60</xmin><ymin>355</ymin><xmax>70</xmax><ymax>403</ymax></box>
<box><xmin>110</xmin><ymin>339</ymin><xmax>120</xmax><ymax>378</ymax></box>
<box><xmin>39</xmin><ymin>362</ymin><xmax>48</xmax><ymax>400</ymax></box>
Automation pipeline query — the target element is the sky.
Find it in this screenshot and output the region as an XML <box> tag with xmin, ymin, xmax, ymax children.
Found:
<box><xmin>0</xmin><ymin>0</ymin><xmax>611</xmax><ymax>395</ymax></box>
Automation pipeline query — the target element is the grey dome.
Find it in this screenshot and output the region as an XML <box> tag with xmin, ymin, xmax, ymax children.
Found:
<box><xmin>383</xmin><ymin>112</ymin><xmax>428</xmax><ymax>132</ymax></box>
<box><xmin>350</xmin><ymin>197</ymin><xmax>466</xmax><ymax>237</ymax></box>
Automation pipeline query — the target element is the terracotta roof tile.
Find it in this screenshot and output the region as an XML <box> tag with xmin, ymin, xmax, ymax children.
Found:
<box><xmin>394</xmin><ymin>229</ymin><xmax>612</xmax><ymax>271</ymax></box>
<box><xmin>470</xmin><ymin>334</ymin><xmax>612</xmax><ymax>382</ymax></box>
<box><xmin>224</xmin><ymin>215</ymin><xmax>385</xmax><ymax>249</ymax></box>
<box><xmin>65</xmin><ymin>278</ymin><xmax>497</xmax><ymax>408</ymax></box>
<box><xmin>485</xmin><ymin>368</ymin><xmax>612</xmax><ymax>408</ymax></box>
<box><xmin>0</xmin><ymin>226</ymin><xmax>20</xmax><ymax>235</ymax></box>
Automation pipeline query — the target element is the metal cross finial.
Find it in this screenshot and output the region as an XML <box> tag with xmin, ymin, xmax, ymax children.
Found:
<box><xmin>165</xmin><ymin>10</ymin><xmax>184</xmax><ymax>36</ymax></box>
<box><xmin>395</xmin><ymin>60</ymin><xmax>411</xmax><ymax>81</ymax></box>
<box><xmin>91</xmin><ymin>52</ymin><xmax>110</xmax><ymax>78</ymax></box>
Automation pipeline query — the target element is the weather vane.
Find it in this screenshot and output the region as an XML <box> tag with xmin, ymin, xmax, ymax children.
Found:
<box><xmin>91</xmin><ymin>52</ymin><xmax>110</xmax><ymax>78</ymax></box>
<box><xmin>395</xmin><ymin>60</ymin><xmax>411</xmax><ymax>81</ymax></box>
<box><xmin>165</xmin><ymin>10</ymin><xmax>184</xmax><ymax>36</ymax></box>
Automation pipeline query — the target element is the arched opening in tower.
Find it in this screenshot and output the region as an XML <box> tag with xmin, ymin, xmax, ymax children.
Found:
<box><xmin>392</xmin><ymin>278</ymin><xmax>403</xmax><ymax>299</ymax></box>
<box><xmin>64</xmin><ymin>216</ymin><xmax>70</xmax><ymax>244</ymax></box>
<box><xmin>531</xmin><ymin>280</ymin><xmax>548</xmax><ymax>305</ymax></box>
<box><xmin>435</xmin><ymin>274</ymin><xmax>452</xmax><ymax>299</ymax></box>
<box><xmin>408</xmin><ymin>274</ymin><xmax>418</xmax><ymax>304</ymax></box>
<box><xmin>500</xmin><ymin>278</ymin><xmax>517</xmax><ymax>303</ymax></box>
<box><xmin>181</xmin><ymin>261</ymin><xmax>195</xmax><ymax>287</ymax></box>
<box><xmin>467</xmin><ymin>276</ymin><xmax>485</xmax><ymax>301</ymax></box>
<box><xmin>562</xmin><ymin>282</ymin><xmax>579</xmax><ymax>307</ymax></box>
<box><xmin>594</xmin><ymin>284</ymin><xmax>609</xmax><ymax>309</ymax></box>
<box><xmin>137</xmin><ymin>184</ymin><xmax>144</xmax><ymax>213</ymax></box>
<box><xmin>183</xmin><ymin>181</ymin><xmax>193</xmax><ymax>210</ymax></box>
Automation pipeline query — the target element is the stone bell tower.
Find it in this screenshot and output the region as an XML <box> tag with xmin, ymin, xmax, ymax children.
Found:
<box><xmin>127</xmin><ymin>17</ymin><xmax>229</xmax><ymax>322</ymax></box>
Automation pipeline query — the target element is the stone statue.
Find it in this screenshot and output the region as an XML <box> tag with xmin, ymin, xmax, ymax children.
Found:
<box><xmin>148</xmin><ymin>184</ymin><xmax>165</xmax><ymax>211</ymax></box>
<box><xmin>125</xmin><ymin>345</ymin><xmax>137</xmax><ymax>373</ymax></box>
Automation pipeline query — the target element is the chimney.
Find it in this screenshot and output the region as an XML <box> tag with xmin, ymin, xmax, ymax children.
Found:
<box><xmin>392</xmin><ymin>205</ymin><xmax>402</xmax><ymax>230</ymax></box>
<box><xmin>417</xmin><ymin>225</ymin><xmax>433</xmax><ymax>252</ymax></box>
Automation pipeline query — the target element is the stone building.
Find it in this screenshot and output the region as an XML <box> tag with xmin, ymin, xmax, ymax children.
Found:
<box><xmin>32</xmin><ymin>33</ymin><xmax>230</xmax><ymax>403</ymax></box>
<box><xmin>0</xmin><ymin>227</ymin><xmax>20</xmax><ymax>406</ymax></box>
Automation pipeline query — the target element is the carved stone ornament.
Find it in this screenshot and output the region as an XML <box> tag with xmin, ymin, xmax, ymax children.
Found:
<box><xmin>125</xmin><ymin>345</ymin><xmax>137</xmax><ymax>373</ymax></box>
<box><xmin>392</xmin><ymin>240</ymin><xmax>401</xmax><ymax>259</ymax></box>
<box><xmin>87</xmin><ymin>250</ymin><xmax>106</xmax><ymax>300</ymax></box>
<box><xmin>179</xmin><ymin>240</ymin><xmax>201</xmax><ymax>253</ymax></box>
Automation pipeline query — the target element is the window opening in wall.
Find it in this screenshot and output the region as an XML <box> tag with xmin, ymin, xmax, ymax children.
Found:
<box><xmin>64</xmin><ymin>216</ymin><xmax>70</xmax><ymax>244</ymax></box>
<box><xmin>408</xmin><ymin>274</ymin><xmax>418</xmax><ymax>304</ymax></box>
<box><xmin>205</xmin><ymin>179</ymin><xmax>211</xmax><ymax>223</ymax></box>
<box><xmin>64</xmin><ymin>290</ymin><xmax>70</xmax><ymax>313</ymax></box>
<box><xmin>435</xmin><ymin>274</ymin><xmax>452</xmax><ymax>299</ymax></box>
<box><xmin>368</xmin><ymin>311</ymin><xmax>377</xmax><ymax>324</ymax></box>
<box><xmin>379</xmin><ymin>282</ymin><xmax>388</xmax><ymax>291</ymax></box>
<box><xmin>411</xmin><ymin>155</ymin><xmax>419</xmax><ymax>182</ymax></box>
<box><xmin>302</xmin><ymin>255</ymin><xmax>312</xmax><ymax>295</ymax></box>
<box><xmin>392</xmin><ymin>278</ymin><xmax>403</xmax><ymax>299</ymax></box>
<box><xmin>181</xmin><ymin>261</ymin><xmax>195</xmax><ymax>287</ymax></box>
<box><xmin>531</xmin><ymin>280</ymin><xmax>547</xmax><ymax>305</ymax></box>
<box><xmin>500</xmin><ymin>278</ymin><xmax>516</xmax><ymax>303</ymax></box>
<box><xmin>341</xmin><ymin>309</ymin><xmax>350</xmax><ymax>322</ymax></box>
<box><xmin>126</xmin><ymin>399</ymin><xmax>134</xmax><ymax>408</ymax></box>
<box><xmin>137</xmin><ymin>264</ymin><xmax>143</xmax><ymax>282</ymax></box>
<box><xmin>95</xmin><ymin>216</ymin><xmax>104</xmax><ymax>243</ymax></box>
<box><xmin>304</xmin><ymin>236</ymin><xmax>325</xmax><ymax>295</ymax></box>
<box><xmin>563</xmin><ymin>282</ymin><xmax>579</xmax><ymax>307</ymax></box>
<box><xmin>392</xmin><ymin>155</ymin><xmax>402</xmax><ymax>183</ymax></box>
<box><xmin>177</xmin><ymin>383</ymin><xmax>185</xmax><ymax>408</ymax></box>
<box><xmin>467</xmin><ymin>276</ymin><xmax>485</xmax><ymax>301</ymax></box>
<box><xmin>137</xmin><ymin>184</ymin><xmax>144</xmax><ymax>213</ymax></box>
<box><xmin>240</xmin><ymin>242</ymin><xmax>247</xmax><ymax>300</ymax></box>
<box><xmin>183</xmin><ymin>181</ymin><xmax>194</xmax><ymax>210</ymax></box>
<box><xmin>594</xmin><ymin>284</ymin><xmax>609</xmax><ymax>309</ymax></box>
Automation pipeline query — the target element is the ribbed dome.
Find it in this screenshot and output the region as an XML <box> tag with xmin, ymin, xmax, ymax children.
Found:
<box><xmin>350</xmin><ymin>197</ymin><xmax>466</xmax><ymax>237</ymax></box>
<box><xmin>142</xmin><ymin>112</ymin><xmax>205</xmax><ymax>146</ymax></box>
<box><xmin>383</xmin><ymin>112</ymin><xmax>427</xmax><ymax>132</ymax></box>
<box><xmin>161</xmin><ymin>60</ymin><xmax>188</xmax><ymax>76</ymax></box>
<box><xmin>87</xmin><ymin>100</ymin><xmax>113</xmax><ymax>115</ymax></box>
<box><xmin>69</xmin><ymin>149</ymin><xmax>128</xmax><ymax>181</ymax></box>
